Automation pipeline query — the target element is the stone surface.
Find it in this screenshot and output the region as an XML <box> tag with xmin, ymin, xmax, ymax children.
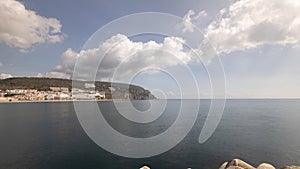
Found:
<box><xmin>257</xmin><ymin>163</ymin><xmax>276</xmax><ymax>169</ymax></box>
<box><xmin>218</xmin><ymin>158</ymin><xmax>300</xmax><ymax>169</ymax></box>
<box><xmin>281</xmin><ymin>166</ymin><xmax>300</xmax><ymax>169</ymax></box>
<box><xmin>220</xmin><ymin>162</ymin><xmax>229</xmax><ymax>169</ymax></box>
<box><xmin>140</xmin><ymin>166</ymin><xmax>151</xmax><ymax>169</ymax></box>
<box><xmin>226</xmin><ymin>159</ymin><xmax>255</xmax><ymax>169</ymax></box>
<box><xmin>226</xmin><ymin>166</ymin><xmax>245</xmax><ymax>169</ymax></box>
<box><xmin>139</xmin><ymin>159</ymin><xmax>300</xmax><ymax>169</ymax></box>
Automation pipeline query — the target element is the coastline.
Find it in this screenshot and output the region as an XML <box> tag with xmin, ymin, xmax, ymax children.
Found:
<box><xmin>1</xmin><ymin>98</ymin><xmax>299</xmax><ymax>104</ymax></box>
<box><xmin>0</xmin><ymin>98</ymin><xmax>157</xmax><ymax>103</ymax></box>
<box><xmin>0</xmin><ymin>99</ymin><xmax>114</xmax><ymax>103</ymax></box>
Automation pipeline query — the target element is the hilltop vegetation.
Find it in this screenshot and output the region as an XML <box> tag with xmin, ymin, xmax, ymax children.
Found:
<box><xmin>0</xmin><ymin>77</ymin><xmax>156</xmax><ymax>100</ymax></box>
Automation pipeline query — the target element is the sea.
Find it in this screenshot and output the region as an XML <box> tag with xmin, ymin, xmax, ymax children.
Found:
<box><xmin>0</xmin><ymin>99</ymin><xmax>300</xmax><ymax>169</ymax></box>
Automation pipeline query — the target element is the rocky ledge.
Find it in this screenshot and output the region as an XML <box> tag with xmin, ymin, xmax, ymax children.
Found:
<box><xmin>140</xmin><ymin>159</ymin><xmax>300</xmax><ymax>169</ymax></box>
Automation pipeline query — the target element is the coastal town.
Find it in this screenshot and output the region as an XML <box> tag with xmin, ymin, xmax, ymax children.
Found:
<box><xmin>0</xmin><ymin>78</ymin><xmax>156</xmax><ymax>102</ymax></box>
<box><xmin>0</xmin><ymin>84</ymin><xmax>107</xmax><ymax>102</ymax></box>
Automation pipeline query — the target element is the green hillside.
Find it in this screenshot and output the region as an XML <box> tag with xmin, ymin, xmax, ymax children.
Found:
<box><xmin>0</xmin><ymin>77</ymin><xmax>156</xmax><ymax>100</ymax></box>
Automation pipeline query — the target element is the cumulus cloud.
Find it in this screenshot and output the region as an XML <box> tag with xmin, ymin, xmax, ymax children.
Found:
<box><xmin>0</xmin><ymin>73</ymin><xmax>13</xmax><ymax>79</ymax></box>
<box><xmin>0</xmin><ymin>0</ymin><xmax>64</xmax><ymax>51</ymax></box>
<box><xmin>182</xmin><ymin>10</ymin><xmax>207</xmax><ymax>33</ymax></box>
<box><xmin>49</xmin><ymin>0</ymin><xmax>300</xmax><ymax>80</ymax></box>
<box><xmin>51</xmin><ymin>34</ymin><xmax>193</xmax><ymax>81</ymax></box>
<box><xmin>51</xmin><ymin>48</ymin><xmax>78</xmax><ymax>77</ymax></box>
<box><xmin>188</xmin><ymin>0</ymin><xmax>300</xmax><ymax>63</ymax></box>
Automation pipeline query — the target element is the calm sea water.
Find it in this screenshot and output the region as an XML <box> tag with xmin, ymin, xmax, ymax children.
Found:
<box><xmin>0</xmin><ymin>99</ymin><xmax>300</xmax><ymax>169</ymax></box>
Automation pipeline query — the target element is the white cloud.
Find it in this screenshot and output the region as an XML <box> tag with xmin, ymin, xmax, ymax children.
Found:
<box><xmin>0</xmin><ymin>73</ymin><xmax>12</xmax><ymax>79</ymax></box>
<box><xmin>50</xmin><ymin>0</ymin><xmax>300</xmax><ymax>81</ymax></box>
<box><xmin>182</xmin><ymin>10</ymin><xmax>207</xmax><ymax>33</ymax></box>
<box><xmin>51</xmin><ymin>34</ymin><xmax>193</xmax><ymax>81</ymax></box>
<box><xmin>186</xmin><ymin>0</ymin><xmax>300</xmax><ymax>63</ymax></box>
<box><xmin>51</xmin><ymin>48</ymin><xmax>78</xmax><ymax>77</ymax></box>
<box><xmin>0</xmin><ymin>0</ymin><xmax>64</xmax><ymax>51</ymax></box>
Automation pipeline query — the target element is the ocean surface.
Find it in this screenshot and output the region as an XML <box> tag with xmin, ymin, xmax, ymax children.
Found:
<box><xmin>0</xmin><ymin>99</ymin><xmax>300</xmax><ymax>169</ymax></box>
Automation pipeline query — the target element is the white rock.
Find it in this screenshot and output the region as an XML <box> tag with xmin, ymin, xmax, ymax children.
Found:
<box><xmin>219</xmin><ymin>162</ymin><xmax>228</xmax><ymax>169</ymax></box>
<box><xmin>140</xmin><ymin>166</ymin><xmax>150</xmax><ymax>169</ymax></box>
<box><xmin>227</xmin><ymin>166</ymin><xmax>245</xmax><ymax>169</ymax></box>
<box><xmin>226</xmin><ymin>159</ymin><xmax>255</xmax><ymax>169</ymax></box>
<box><xmin>281</xmin><ymin>166</ymin><xmax>300</xmax><ymax>169</ymax></box>
<box><xmin>257</xmin><ymin>163</ymin><xmax>276</xmax><ymax>169</ymax></box>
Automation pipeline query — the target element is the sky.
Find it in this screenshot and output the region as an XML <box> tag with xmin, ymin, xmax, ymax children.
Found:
<box><xmin>0</xmin><ymin>0</ymin><xmax>300</xmax><ymax>98</ymax></box>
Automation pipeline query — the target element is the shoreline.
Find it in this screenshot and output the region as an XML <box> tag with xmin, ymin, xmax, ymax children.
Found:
<box><xmin>1</xmin><ymin>98</ymin><xmax>300</xmax><ymax>104</ymax></box>
<box><xmin>0</xmin><ymin>98</ymin><xmax>159</xmax><ymax>103</ymax></box>
<box><xmin>0</xmin><ymin>99</ymin><xmax>114</xmax><ymax>103</ymax></box>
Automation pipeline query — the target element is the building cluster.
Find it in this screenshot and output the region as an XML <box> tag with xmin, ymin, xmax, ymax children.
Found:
<box><xmin>0</xmin><ymin>85</ymin><xmax>106</xmax><ymax>102</ymax></box>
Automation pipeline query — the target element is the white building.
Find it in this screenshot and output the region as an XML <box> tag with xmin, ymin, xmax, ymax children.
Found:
<box><xmin>50</xmin><ymin>87</ymin><xmax>69</xmax><ymax>93</ymax></box>
<box><xmin>59</xmin><ymin>93</ymin><xmax>70</xmax><ymax>100</ymax></box>
<box><xmin>84</xmin><ymin>83</ymin><xmax>95</xmax><ymax>89</ymax></box>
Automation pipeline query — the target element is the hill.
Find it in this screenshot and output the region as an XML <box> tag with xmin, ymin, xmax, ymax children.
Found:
<box><xmin>0</xmin><ymin>77</ymin><xmax>156</xmax><ymax>100</ymax></box>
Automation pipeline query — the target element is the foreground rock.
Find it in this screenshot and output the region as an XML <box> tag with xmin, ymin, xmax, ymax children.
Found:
<box><xmin>140</xmin><ymin>166</ymin><xmax>151</xmax><ymax>169</ymax></box>
<box><xmin>281</xmin><ymin>166</ymin><xmax>300</xmax><ymax>169</ymax></box>
<box><xmin>140</xmin><ymin>159</ymin><xmax>300</xmax><ymax>169</ymax></box>
<box><xmin>219</xmin><ymin>159</ymin><xmax>274</xmax><ymax>169</ymax></box>
<box><xmin>219</xmin><ymin>159</ymin><xmax>300</xmax><ymax>169</ymax></box>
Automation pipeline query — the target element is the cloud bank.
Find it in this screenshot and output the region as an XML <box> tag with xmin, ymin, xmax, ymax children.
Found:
<box><xmin>50</xmin><ymin>34</ymin><xmax>193</xmax><ymax>81</ymax></box>
<box><xmin>185</xmin><ymin>0</ymin><xmax>300</xmax><ymax>63</ymax></box>
<box><xmin>50</xmin><ymin>0</ymin><xmax>300</xmax><ymax>81</ymax></box>
<box><xmin>0</xmin><ymin>0</ymin><xmax>64</xmax><ymax>51</ymax></box>
<box><xmin>182</xmin><ymin>10</ymin><xmax>207</xmax><ymax>33</ymax></box>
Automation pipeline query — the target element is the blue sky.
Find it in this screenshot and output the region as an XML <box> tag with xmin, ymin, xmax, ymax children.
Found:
<box><xmin>0</xmin><ymin>0</ymin><xmax>300</xmax><ymax>98</ymax></box>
